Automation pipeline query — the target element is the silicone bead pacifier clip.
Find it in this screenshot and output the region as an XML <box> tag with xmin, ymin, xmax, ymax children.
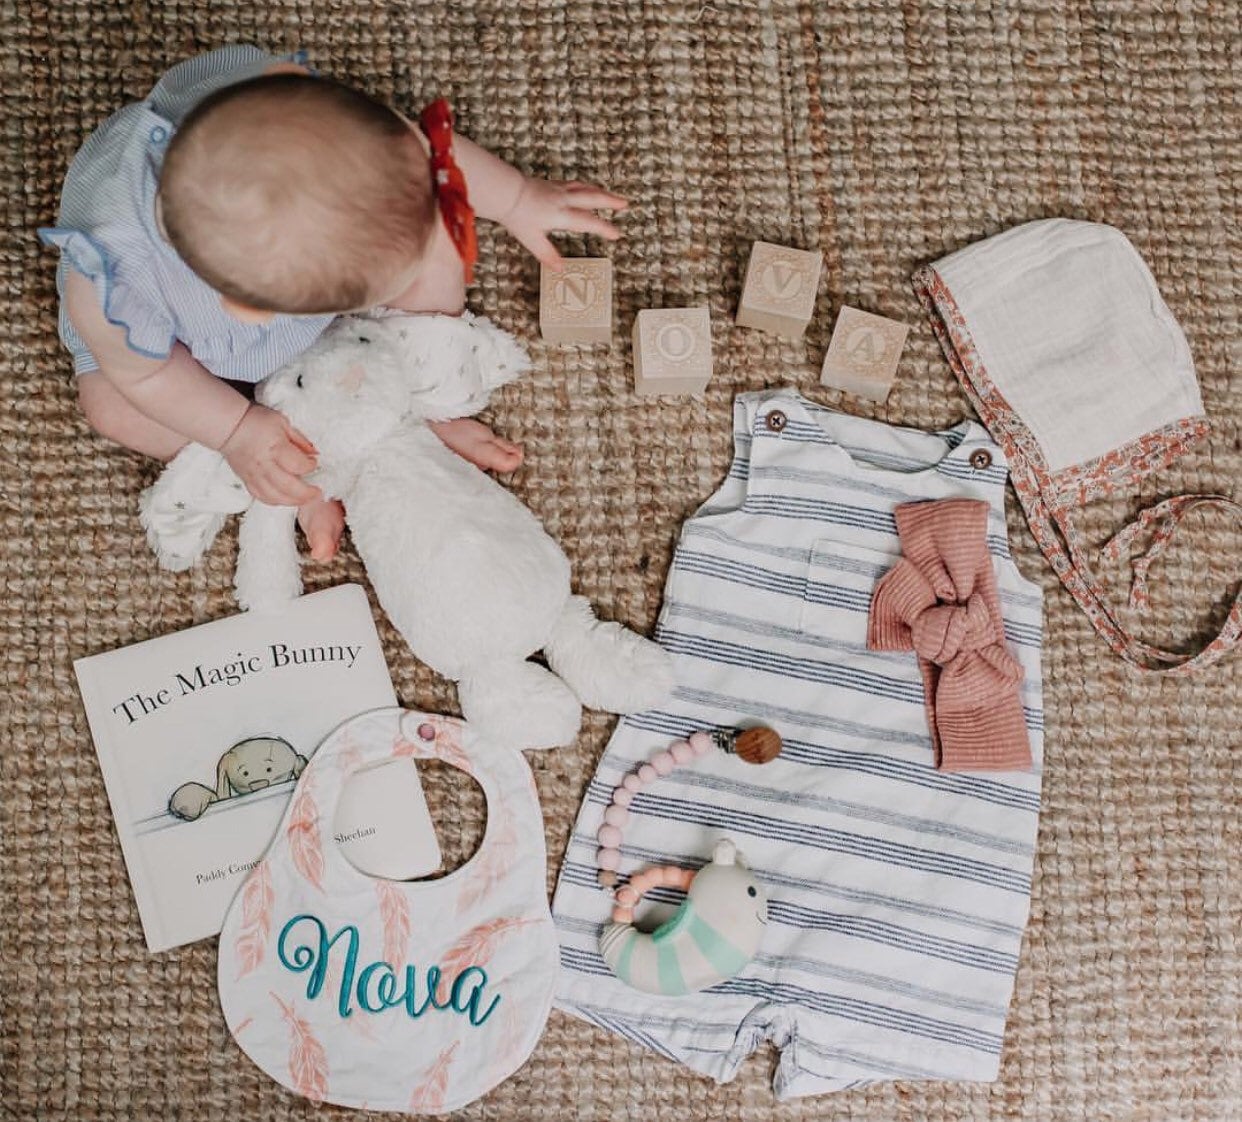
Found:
<box><xmin>595</xmin><ymin>726</ymin><xmax>781</xmax><ymax>996</ymax></box>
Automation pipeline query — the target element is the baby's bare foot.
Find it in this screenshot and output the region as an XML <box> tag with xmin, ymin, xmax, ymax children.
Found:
<box><xmin>298</xmin><ymin>497</ymin><xmax>345</xmax><ymax>561</ymax></box>
<box><xmin>474</xmin><ymin>434</ymin><xmax>525</xmax><ymax>474</ymax></box>
<box><xmin>432</xmin><ymin>417</ymin><xmax>525</xmax><ymax>473</ymax></box>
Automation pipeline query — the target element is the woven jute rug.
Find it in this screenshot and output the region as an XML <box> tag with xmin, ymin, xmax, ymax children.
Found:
<box><xmin>2</xmin><ymin>2</ymin><xmax>1238</xmax><ymax>1119</ymax></box>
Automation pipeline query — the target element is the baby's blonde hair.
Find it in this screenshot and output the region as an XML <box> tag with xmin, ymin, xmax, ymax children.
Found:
<box><xmin>160</xmin><ymin>74</ymin><xmax>436</xmax><ymax>314</ymax></box>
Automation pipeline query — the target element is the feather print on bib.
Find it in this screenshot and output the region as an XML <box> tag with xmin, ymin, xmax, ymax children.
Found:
<box><xmin>219</xmin><ymin>709</ymin><xmax>558</xmax><ymax>1114</ymax></box>
<box><xmin>456</xmin><ymin>810</ymin><xmax>518</xmax><ymax>915</ymax></box>
<box><xmin>286</xmin><ymin>773</ymin><xmax>324</xmax><ymax>891</ymax></box>
<box><xmin>434</xmin><ymin>916</ymin><xmax>534</xmax><ymax>1003</ymax></box>
<box><xmin>408</xmin><ymin>1040</ymin><xmax>460</xmax><ymax>1113</ymax></box>
<box><xmin>233</xmin><ymin>859</ymin><xmax>274</xmax><ymax>979</ymax></box>
<box><xmin>272</xmin><ymin>993</ymin><xmax>329</xmax><ymax>1102</ymax></box>
<box><xmin>375</xmin><ymin>879</ymin><xmax>411</xmax><ymax>966</ymax></box>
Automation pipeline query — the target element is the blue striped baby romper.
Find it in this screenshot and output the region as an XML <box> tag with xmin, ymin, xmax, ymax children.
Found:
<box><xmin>551</xmin><ymin>389</ymin><xmax>1043</xmax><ymax>1098</ymax></box>
<box><xmin>38</xmin><ymin>45</ymin><xmax>333</xmax><ymax>381</ymax></box>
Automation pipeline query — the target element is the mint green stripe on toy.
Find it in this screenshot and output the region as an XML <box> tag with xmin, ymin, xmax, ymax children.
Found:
<box><xmin>599</xmin><ymin>840</ymin><xmax>768</xmax><ymax>997</ymax></box>
<box><xmin>686</xmin><ymin>912</ymin><xmax>751</xmax><ymax>979</ymax></box>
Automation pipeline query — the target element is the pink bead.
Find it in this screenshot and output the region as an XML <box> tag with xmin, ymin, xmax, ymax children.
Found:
<box><xmin>638</xmin><ymin>764</ymin><xmax>658</xmax><ymax>784</ymax></box>
<box><xmin>616</xmin><ymin>886</ymin><xmax>640</xmax><ymax>907</ymax></box>
<box><xmin>623</xmin><ymin>773</ymin><xmax>642</xmax><ymax>792</ymax></box>
<box><xmin>596</xmin><ymin>847</ymin><xmax>621</xmax><ymax>871</ymax></box>
<box><xmin>689</xmin><ymin>731</ymin><xmax>713</xmax><ymax>756</ymax></box>
<box><xmin>612</xmin><ymin>787</ymin><xmax>634</xmax><ymax>807</ymax></box>
<box><xmin>611</xmin><ymin>905</ymin><xmax>632</xmax><ymax>924</ymax></box>
<box><xmin>597</xmin><ymin>824</ymin><xmax>622</xmax><ymax>847</ymax></box>
<box><xmin>417</xmin><ymin>723</ymin><xmax>436</xmax><ymax>742</ymax></box>
<box><xmin>670</xmin><ymin>740</ymin><xmax>694</xmax><ymax>765</ymax></box>
<box><xmin>603</xmin><ymin>804</ymin><xmax>629</xmax><ymax>828</ymax></box>
<box><xmin>651</xmin><ymin>750</ymin><xmax>675</xmax><ymax>776</ymax></box>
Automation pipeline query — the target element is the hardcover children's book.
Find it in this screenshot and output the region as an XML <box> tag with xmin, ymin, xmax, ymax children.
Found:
<box><xmin>74</xmin><ymin>583</ymin><xmax>440</xmax><ymax>953</ymax></box>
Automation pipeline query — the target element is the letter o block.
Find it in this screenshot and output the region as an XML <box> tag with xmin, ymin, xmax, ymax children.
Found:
<box><xmin>540</xmin><ymin>259</ymin><xmax>613</xmax><ymax>344</ymax></box>
<box><xmin>632</xmin><ymin>307</ymin><xmax>712</xmax><ymax>396</ymax></box>
<box><xmin>735</xmin><ymin>241</ymin><xmax>823</xmax><ymax>339</ymax></box>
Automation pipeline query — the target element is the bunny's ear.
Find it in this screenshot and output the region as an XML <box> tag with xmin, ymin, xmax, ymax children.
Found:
<box><xmin>712</xmin><ymin>839</ymin><xmax>738</xmax><ymax>866</ymax></box>
<box><xmin>215</xmin><ymin>752</ymin><xmax>235</xmax><ymax>799</ymax></box>
<box><xmin>467</xmin><ymin>314</ymin><xmax>532</xmax><ymax>391</ymax></box>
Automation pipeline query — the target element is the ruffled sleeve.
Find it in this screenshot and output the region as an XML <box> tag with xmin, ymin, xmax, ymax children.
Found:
<box><xmin>39</xmin><ymin>227</ymin><xmax>176</xmax><ymax>365</ymax></box>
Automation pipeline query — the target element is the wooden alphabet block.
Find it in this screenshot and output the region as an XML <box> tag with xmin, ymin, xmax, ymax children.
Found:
<box><xmin>540</xmin><ymin>258</ymin><xmax>613</xmax><ymax>344</ymax></box>
<box><xmin>735</xmin><ymin>241</ymin><xmax>823</xmax><ymax>338</ymax></box>
<box><xmin>819</xmin><ymin>306</ymin><xmax>909</xmax><ymax>402</ymax></box>
<box><xmin>632</xmin><ymin>307</ymin><xmax>712</xmax><ymax>396</ymax></box>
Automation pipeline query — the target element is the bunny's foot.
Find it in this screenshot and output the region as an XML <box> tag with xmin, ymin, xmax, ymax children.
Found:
<box><xmin>544</xmin><ymin>596</ymin><xmax>675</xmax><ymax>714</ymax></box>
<box><xmin>458</xmin><ymin>660</ymin><xmax>582</xmax><ymax>751</ymax></box>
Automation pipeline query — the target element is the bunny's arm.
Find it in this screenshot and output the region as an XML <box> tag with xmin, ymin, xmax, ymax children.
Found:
<box><xmin>235</xmin><ymin>500</ymin><xmax>302</xmax><ymax>612</ymax></box>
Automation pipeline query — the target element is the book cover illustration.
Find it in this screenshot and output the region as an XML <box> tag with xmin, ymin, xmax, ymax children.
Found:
<box><xmin>74</xmin><ymin>583</ymin><xmax>440</xmax><ymax>953</ymax></box>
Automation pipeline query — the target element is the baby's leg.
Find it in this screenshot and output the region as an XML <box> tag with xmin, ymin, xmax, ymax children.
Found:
<box><xmin>297</xmin><ymin>496</ymin><xmax>345</xmax><ymax>562</ymax></box>
<box><xmin>77</xmin><ymin>374</ymin><xmax>187</xmax><ymax>460</ymax></box>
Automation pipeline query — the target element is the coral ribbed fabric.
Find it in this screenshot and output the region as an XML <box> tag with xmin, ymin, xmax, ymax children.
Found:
<box><xmin>868</xmin><ymin>499</ymin><xmax>1032</xmax><ymax>772</ymax></box>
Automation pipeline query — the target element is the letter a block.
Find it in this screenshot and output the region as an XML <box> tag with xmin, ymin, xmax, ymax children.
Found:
<box><xmin>735</xmin><ymin>241</ymin><xmax>823</xmax><ymax>339</ymax></box>
<box><xmin>819</xmin><ymin>305</ymin><xmax>909</xmax><ymax>402</ymax></box>
<box><xmin>632</xmin><ymin>307</ymin><xmax>712</xmax><ymax>396</ymax></box>
<box><xmin>540</xmin><ymin>258</ymin><xmax>613</xmax><ymax>344</ymax></box>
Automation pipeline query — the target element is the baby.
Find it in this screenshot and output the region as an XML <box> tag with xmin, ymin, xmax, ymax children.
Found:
<box><xmin>40</xmin><ymin>45</ymin><xmax>625</xmax><ymax>560</ymax></box>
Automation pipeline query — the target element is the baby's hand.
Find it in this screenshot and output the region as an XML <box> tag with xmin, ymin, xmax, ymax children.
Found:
<box><xmin>220</xmin><ymin>403</ymin><xmax>322</xmax><ymax>506</ymax></box>
<box><xmin>503</xmin><ymin>179</ymin><xmax>628</xmax><ymax>268</ymax></box>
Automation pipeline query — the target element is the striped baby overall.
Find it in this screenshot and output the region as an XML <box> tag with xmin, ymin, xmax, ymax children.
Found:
<box><xmin>551</xmin><ymin>389</ymin><xmax>1044</xmax><ymax>1098</ymax></box>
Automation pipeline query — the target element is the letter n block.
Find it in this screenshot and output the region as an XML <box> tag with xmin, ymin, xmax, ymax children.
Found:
<box><xmin>735</xmin><ymin>241</ymin><xmax>823</xmax><ymax>339</ymax></box>
<box><xmin>540</xmin><ymin>258</ymin><xmax>613</xmax><ymax>344</ymax></box>
<box><xmin>632</xmin><ymin>307</ymin><xmax>712</xmax><ymax>396</ymax></box>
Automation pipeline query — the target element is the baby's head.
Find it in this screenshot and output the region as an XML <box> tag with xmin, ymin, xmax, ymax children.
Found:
<box><xmin>159</xmin><ymin>74</ymin><xmax>435</xmax><ymax>317</ymax></box>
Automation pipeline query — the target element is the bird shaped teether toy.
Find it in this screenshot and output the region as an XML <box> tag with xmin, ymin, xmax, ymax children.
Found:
<box><xmin>600</xmin><ymin>839</ymin><xmax>767</xmax><ymax>996</ymax></box>
<box><xmin>595</xmin><ymin>727</ymin><xmax>780</xmax><ymax>996</ymax></box>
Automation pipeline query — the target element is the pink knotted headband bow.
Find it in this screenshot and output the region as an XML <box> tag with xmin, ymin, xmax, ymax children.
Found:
<box><xmin>868</xmin><ymin>499</ymin><xmax>1032</xmax><ymax>772</ymax></box>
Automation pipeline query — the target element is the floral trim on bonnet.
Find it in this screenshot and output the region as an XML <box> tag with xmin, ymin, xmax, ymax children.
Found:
<box><xmin>913</xmin><ymin>265</ymin><xmax>1241</xmax><ymax>675</ymax></box>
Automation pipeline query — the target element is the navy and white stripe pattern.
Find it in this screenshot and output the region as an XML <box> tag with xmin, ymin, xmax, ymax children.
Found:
<box><xmin>551</xmin><ymin>391</ymin><xmax>1044</xmax><ymax>1099</ymax></box>
<box><xmin>39</xmin><ymin>45</ymin><xmax>333</xmax><ymax>381</ymax></box>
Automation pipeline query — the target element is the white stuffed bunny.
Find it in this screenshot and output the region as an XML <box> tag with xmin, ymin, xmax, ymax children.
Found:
<box><xmin>142</xmin><ymin>313</ymin><xmax>673</xmax><ymax>750</ymax></box>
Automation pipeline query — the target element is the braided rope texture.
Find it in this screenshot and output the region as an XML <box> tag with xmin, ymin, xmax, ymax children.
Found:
<box><xmin>1</xmin><ymin>2</ymin><xmax>1237</xmax><ymax>1118</ymax></box>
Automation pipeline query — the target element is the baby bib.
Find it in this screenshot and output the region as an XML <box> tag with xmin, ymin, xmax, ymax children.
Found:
<box><xmin>218</xmin><ymin>708</ymin><xmax>558</xmax><ymax>1113</ymax></box>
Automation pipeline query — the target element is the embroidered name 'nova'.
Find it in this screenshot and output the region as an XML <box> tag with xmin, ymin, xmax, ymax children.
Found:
<box><xmin>277</xmin><ymin>913</ymin><xmax>500</xmax><ymax>1026</ymax></box>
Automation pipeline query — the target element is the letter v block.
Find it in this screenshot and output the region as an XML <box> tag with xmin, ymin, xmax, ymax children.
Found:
<box><xmin>540</xmin><ymin>258</ymin><xmax>613</xmax><ymax>344</ymax></box>
<box><xmin>735</xmin><ymin>241</ymin><xmax>823</xmax><ymax>339</ymax></box>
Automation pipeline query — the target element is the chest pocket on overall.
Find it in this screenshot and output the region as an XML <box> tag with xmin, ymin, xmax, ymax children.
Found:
<box><xmin>799</xmin><ymin>538</ymin><xmax>898</xmax><ymax>642</ymax></box>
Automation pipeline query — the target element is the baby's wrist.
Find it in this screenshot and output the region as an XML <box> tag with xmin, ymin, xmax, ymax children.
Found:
<box><xmin>216</xmin><ymin>401</ymin><xmax>255</xmax><ymax>453</ymax></box>
<box><xmin>495</xmin><ymin>174</ymin><xmax>531</xmax><ymax>228</ymax></box>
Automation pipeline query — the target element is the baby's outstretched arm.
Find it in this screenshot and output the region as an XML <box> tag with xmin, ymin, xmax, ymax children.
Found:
<box><xmin>453</xmin><ymin>135</ymin><xmax>628</xmax><ymax>269</ymax></box>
